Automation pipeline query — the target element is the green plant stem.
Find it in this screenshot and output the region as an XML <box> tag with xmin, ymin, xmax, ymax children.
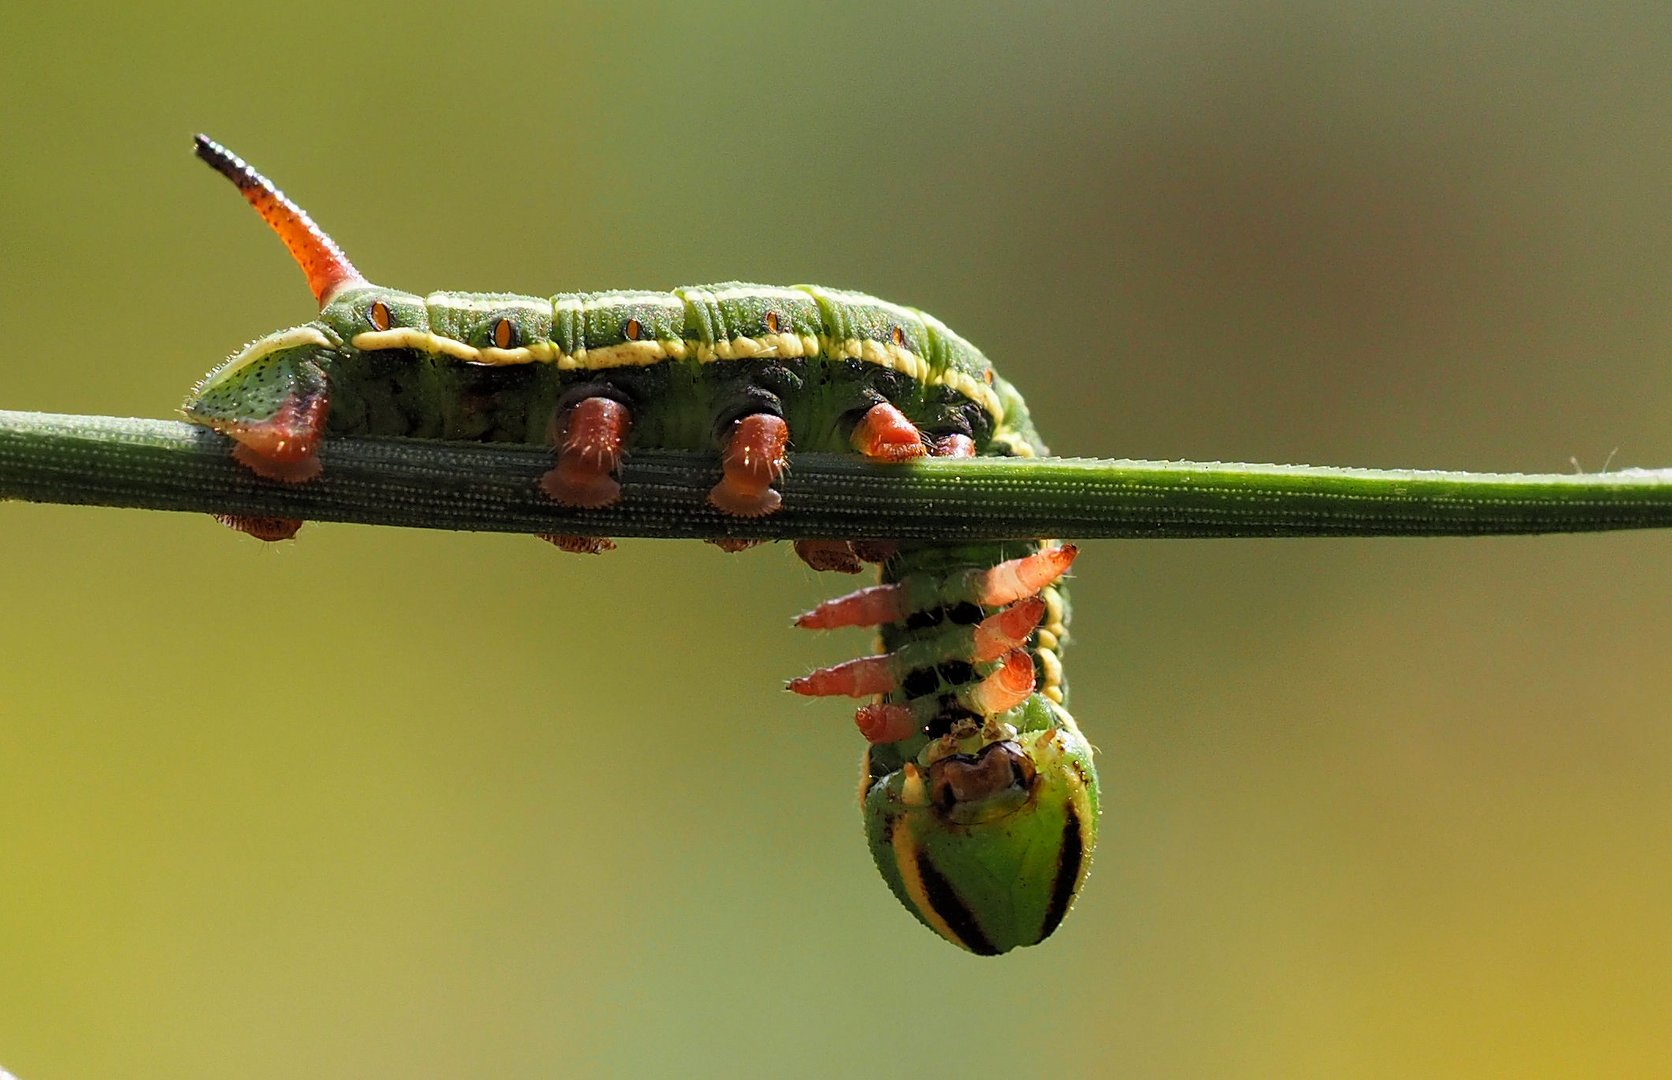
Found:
<box><xmin>3</xmin><ymin>409</ymin><xmax>1671</xmax><ymax>540</ymax></box>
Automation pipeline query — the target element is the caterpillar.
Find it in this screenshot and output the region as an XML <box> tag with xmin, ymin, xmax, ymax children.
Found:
<box><xmin>184</xmin><ymin>135</ymin><xmax>1099</xmax><ymax>954</ymax></box>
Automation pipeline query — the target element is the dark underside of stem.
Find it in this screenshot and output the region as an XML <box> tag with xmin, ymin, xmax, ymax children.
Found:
<box><xmin>4</xmin><ymin>410</ymin><xmax>1672</xmax><ymax>541</ymax></box>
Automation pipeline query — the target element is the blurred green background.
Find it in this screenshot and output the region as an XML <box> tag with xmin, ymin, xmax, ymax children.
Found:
<box><xmin>3</xmin><ymin>3</ymin><xmax>1670</xmax><ymax>1077</ymax></box>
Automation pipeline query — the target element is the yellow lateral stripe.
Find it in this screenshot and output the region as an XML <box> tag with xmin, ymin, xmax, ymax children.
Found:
<box><xmin>350</xmin><ymin>327</ymin><xmax>1004</xmax><ymax>418</ymax></box>
<box><xmin>478</xmin><ymin>344</ymin><xmax>552</xmax><ymax>365</ymax></box>
<box><xmin>1042</xmin><ymin>585</ymin><xmax>1065</xmax><ymax>634</ymax></box>
<box><xmin>689</xmin><ymin>332</ymin><xmax>820</xmax><ymax>362</ymax></box>
<box><xmin>890</xmin><ymin>823</ymin><xmax>973</xmax><ymax>951</ymax></box>
<box><xmin>1064</xmin><ymin>745</ymin><xmax>1096</xmax><ymax>891</ymax></box>
<box><xmin>1038</xmin><ymin>649</ymin><xmax>1064</xmax><ymax>700</ymax></box>
<box><xmin>562</xmin><ymin>339</ymin><xmax>678</xmax><ymax>369</ymax></box>
<box><xmin>1038</xmin><ymin>583</ymin><xmax>1068</xmax><ymax>702</ymax></box>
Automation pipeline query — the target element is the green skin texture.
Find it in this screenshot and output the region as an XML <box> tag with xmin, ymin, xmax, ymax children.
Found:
<box><xmin>183</xmin><ymin>279</ymin><xmax>1097</xmax><ymax>953</ymax></box>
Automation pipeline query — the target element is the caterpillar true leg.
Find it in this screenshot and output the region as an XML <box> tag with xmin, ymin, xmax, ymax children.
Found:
<box><xmin>854</xmin><ymin>703</ymin><xmax>919</xmax><ymax>745</ymax></box>
<box><xmin>972</xmin><ymin>596</ymin><xmax>1046</xmax><ymax>660</ymax></box>
<box><xmin>787</xmin><ymin>654</ymin><xmax>896</xmax><ymax>698</ymax></box>
<box><xmin>974</xmin><ymin>545</ymin><xmax>1078</xmax><ymax>606</ymax></box>
<box><xmin>959</xmin><ymin>648</ymin><xmax>1036</xmax><ymax>714</ymax></box>
<box><xmin>793</xmin><ymin>582</ymin><xmax>908</xmax><ymax>630</ymax></box>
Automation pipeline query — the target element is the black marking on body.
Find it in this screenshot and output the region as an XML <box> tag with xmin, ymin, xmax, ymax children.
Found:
<box><xmin>904</xmin><ymin>608</ymin><xmax>944</xmax><ymax>631</ymax></box>
<box><xmin>936</xmin><ymin>660</ymin><xmax>976</xmax><ymax>685</ymax></box>
<box><xmin>901</xmin><ymin>668</ymin><xmax>940</xmax><ymax>699</ymax></box>
<box><xmin>924</xmin><ymin>702</ymin><xmax>980</xmax><ymax>740</ymax></box>
<box><xmin>1039</xmin><ymin>805</ymin><xmax>1086</xmax><ymax>940</ymax></box>
<box><xmin>915</xmin><ymin>852</ymin><xmax>1000</xmax><ymax>956</ymax></box>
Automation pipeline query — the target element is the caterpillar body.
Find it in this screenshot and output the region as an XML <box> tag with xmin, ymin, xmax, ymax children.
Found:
<box><xmin>185</xmin><ymin>135</ymin><xmax>1098</xmax><ymax>954</ymax></box>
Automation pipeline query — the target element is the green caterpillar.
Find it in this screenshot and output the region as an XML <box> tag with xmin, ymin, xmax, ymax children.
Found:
<box><xmin>185</xmin><ymin>135</ymin><xmax>1098</xmax><ymax>954</ymax></box>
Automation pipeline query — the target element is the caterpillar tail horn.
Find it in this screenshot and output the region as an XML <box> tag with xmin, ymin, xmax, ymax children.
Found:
<box><xmin>192</xmin><ymin>134</ymin><xmax>366</xmax><ymax>306</ymax></box>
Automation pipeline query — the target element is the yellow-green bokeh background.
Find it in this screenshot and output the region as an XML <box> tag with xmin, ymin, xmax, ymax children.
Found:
<box><xmin>4</xmin><ymin>4</ymin><xmax>1670</xmax><ymax>1077</ymax></box>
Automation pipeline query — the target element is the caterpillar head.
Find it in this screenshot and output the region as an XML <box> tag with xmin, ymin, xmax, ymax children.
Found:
<box><xmin>863</xmin><ymin>694</ymin><xmax>1099</xmax><ymax>955</ymax></box>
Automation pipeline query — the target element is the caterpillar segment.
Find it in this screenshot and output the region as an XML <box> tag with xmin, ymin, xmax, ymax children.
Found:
<box><xmin>182</xmin><ymin>137</ymin><xmax>1099</xmax><ymax>953</ymax></box>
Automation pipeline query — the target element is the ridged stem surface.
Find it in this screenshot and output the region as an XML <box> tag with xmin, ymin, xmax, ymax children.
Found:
<box><xmin>4</xmin><ymin>410</ymin><xmax>1672</xmax><ymax>539</ymax></box>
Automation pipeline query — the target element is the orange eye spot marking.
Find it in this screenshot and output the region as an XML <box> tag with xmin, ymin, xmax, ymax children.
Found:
<box><xmin>984</xmin><ymin>369</ymin><xmax>995</xmax><ymax>385</ymax></box>
<box><xmin>765</xmin><ymin>310</ymin><xmax>780</xmax><ymax>333</ymax></box>
<box><xmin>493</xmin><ymin>318</ymin><xmax>515</xmax><ymax>349</ymax></box>
<box><xmin>890</xmin><ymin>325</ymin><xmax>906</xmax><ymax>346</ymax></box>
<box><xmin>623</xmin><ymin>317</ymin><xmax>643</xmax><ymax>341</ymax></box>
<box><xmin>368</xmin><ymin>300</ymin><xmax>392</xmax><ymax>331</ymax></box>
